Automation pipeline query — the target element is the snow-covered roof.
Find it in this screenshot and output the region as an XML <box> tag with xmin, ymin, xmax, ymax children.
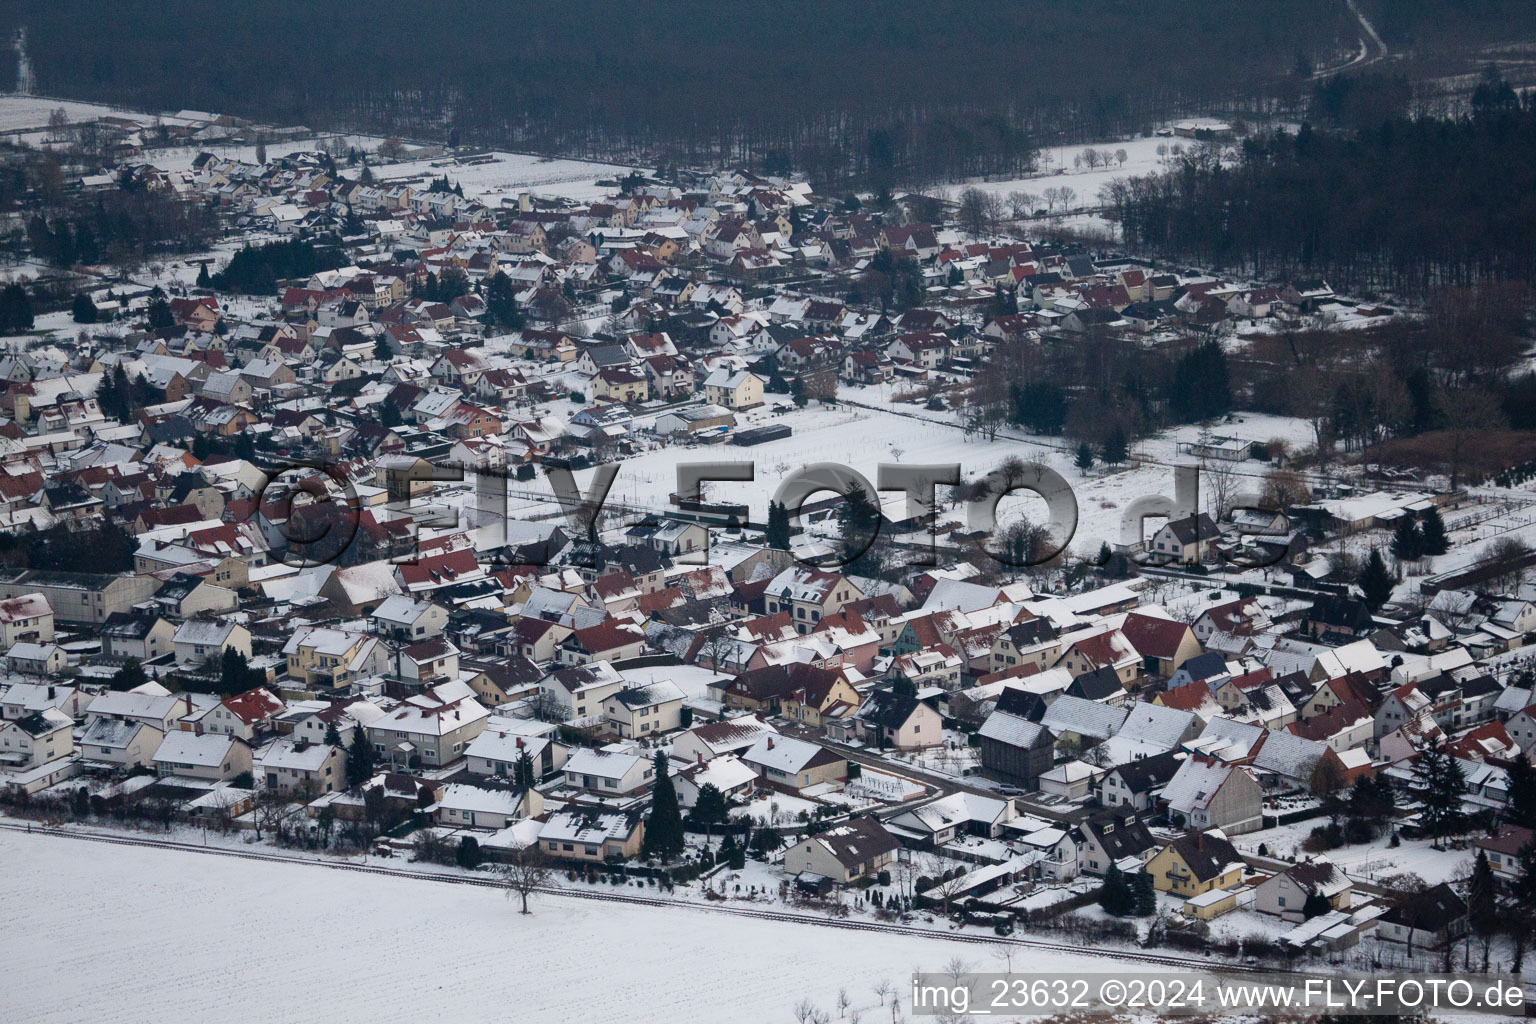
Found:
<box><xmin>1038</xmin><ymin>695</ymin><xmax>1128</xmax><ymax>740</ymax></box>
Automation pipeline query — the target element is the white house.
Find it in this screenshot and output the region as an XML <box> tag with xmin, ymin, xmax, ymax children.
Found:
<box><xmin>152</xmin><ymin>731</ymin><xmax>252</xmax><ymax>782</ymax></box>
<box><xmin>172</xmin><ymin>619</ymin><xmax>252</xmax><ymax>670</ymax></box>
<box><xmin>602</xmin><ymin>680</ymin><xmax>686</xmax><ymax>740</ymax></box>
<box><xmin>260</xmin><ymin>737</ymin><xmax>346</xmax><ymax>794</ymax></box>
<box><xmin>0</xmin><ymin>592</ymin><xmax>53</xmax><ymax>646</ymax></box>
<box><xmin>0</xmin><ymin>708</ymin><xmax>74</xmax><ymax>768</ymax></box>
<box><xmin>563</xmin><ymin>747</ymin><xmax>655</xmax><ymax>796</ymax></box>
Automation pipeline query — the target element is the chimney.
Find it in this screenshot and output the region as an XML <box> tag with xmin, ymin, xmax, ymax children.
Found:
<box><xmin>184</xmin><ymin>694</ymin><xmax>193</xmax><ymax>717</ymax></box>
<box><xmin>515</xmin><ymin>737</ymin><xmax>524</xmax><ymax>749</ymax></box>
<box><xmin>695</xmin><ymin>751</ymin><xmax>703</xmax><ymax>765</ymax></box>
<box><xmin>767</xmin><ymin>738</ymin><xmax>774</xmax><ymax>750</ymax></box>
<box><xmin>47</xmin><ymin>685</ymin><xmax>55</xmax><ymax>700</ymax></box>
<box><xmin>1196</xmin><ymin>832</ymin><xmax>1204</xmax><ymax>850</ymax></box>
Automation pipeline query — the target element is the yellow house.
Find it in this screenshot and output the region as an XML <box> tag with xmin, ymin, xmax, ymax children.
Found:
<box><xmin>593</xmin><ymin>367</ymin><xmax>649</xmax><ymax>404</ymax></box>
<box><xmin>779</xmin><ymin>671</ymin><xmax>863</xmax><ymax>726</ymax></box>
<box><xmin>702</xmin><ymin>369</ymin><xmax>764</xmax><ymax>410</ymax></box>
<box><xmin>1146</xmin><ymin>831</ymin><xmax>1246</xmax><ymax>898</ymax></box>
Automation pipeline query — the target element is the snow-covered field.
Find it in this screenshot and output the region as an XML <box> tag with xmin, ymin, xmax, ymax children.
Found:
<box><xmin>965</xmin><ymin>135</ymin><xmax>1202</xmax><ymax>210</ymax></box>
<box><xmin>0</xmin><ymin>830</ymin><xmax>1164</xmax><ymax>1024</ymax></box>
<box><xmin>377</xmin><ymin>151</ymin><xmax>637</xmax><ymax>204</ymax></box>
<box><xmin>0</xmin><ymin>94</ymin><xmax>143</xmax><ymax>132</ymax></box>
<box><xmin>513</xmin><ymin>394</ymin><xmax>1316</xmax><ymax>557</ymax></box>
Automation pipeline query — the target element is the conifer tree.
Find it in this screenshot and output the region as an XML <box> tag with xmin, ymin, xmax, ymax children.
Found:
<box><xmin>1390</xmin><ymin>516</ymin><xmax>1423</xmax><ymax>563</ymax></box>
<box><xmin>1099</xmin><ymin>863</ymin><xmax>1134</xmax><ymax>916</ymax></box>
<box><xmin>72</xmin><ymin>292</ymin><xmax>97</xmax><ymax>324</ymax></box>
<box><xmin>1419</xmin><ymin>507</ymin><xmax>1450</xmax><ymax>556</ymax></box>
<box><xmin>1507</xmin><ymin>753</ymin><xmax>1536</xmax><ymax>830</ymax></box>
<box><xmin>514</xmin><ymin>748</ymin><xmax>536</xmax><ymax>788</ymax></box>
<box><xmin>346</xmin><ymin>727</ymin><xmax>376</xmax><ymax>787</ymax></box>
<box><xmin>766</xmin><ymin>501</ymin><xmax>791</xmax><ymax>550</ymax></box>
<box><xmin>1074</xmin><ymin>442</ymin><xmax>1094</xmax><ymax>475</ymax></box>
<box><xmin>643</xmin><ymin>751</ymin><xmax>685</xmax><ymax>862</ymax></box>
<box><xmin>1101</xmin><ymin>426</ymin><xmax>1128</xmax><ymax>466</ymax></box>
<box><xmin>1412</xmin><ymin>737</ymin><xmax>1467</xmax><ymax>845</ymax></box>
<box><xmin>1132</xmin><ymin>869</ymin><xmax>1156</xmax><ymax>916</ymax></box>
<box><xmin>1358</xmin><ymin>547</ymin><xmax>1394</xmax><ymax>610</ymax></box>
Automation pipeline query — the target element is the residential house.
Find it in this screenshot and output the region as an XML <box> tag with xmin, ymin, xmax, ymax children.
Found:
<box><xmin>1253</xmin><ymin>857</ymin><xmax>1352</xmax><ymax>921</ymax></box>
<box><xmin>782</xmin><ymin>815</ymin><xmax>899</xmax><ymax>884</ymax></box>
<box><xmin>1147</xmin><ymin>830</ymin><xmax>1247</xmax><ymax>898</ymax></box>
<box><xmin>1162</xmin><ymin>756</ymin><xmax>1264</xmax><ymax>835</ymax></box>
<box><xmin>740</xmin><ymin>734</ymin><xmax>846</xmax><ymax>793</ymax></box>
<box><xmin>152</xmin><ymin>731</ymin><xmax>252</xmax><ymax>782</ymax></box>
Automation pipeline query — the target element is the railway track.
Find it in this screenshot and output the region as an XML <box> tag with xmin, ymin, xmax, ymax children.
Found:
<box><xmin>1</xmin><ymin>820</ymin><xmax>1260</xmax><ymax>973</ymax></box>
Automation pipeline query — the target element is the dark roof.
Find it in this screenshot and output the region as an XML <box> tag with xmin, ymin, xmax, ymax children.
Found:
<box><xmin>1066</xmin><ymin>666</ymin><xmax>1126</xmax><ymax>702</ymax></box>
<box><xmin>995</xmin><ymin>685</ymin><xmax>1046</xmax><ymax>721</ymax></box>
<box><xmin>1164</xmin><ymin>512</ymin><xmax>1220</xmax><ymax>546</ymax></box>
<box><xmin>1082</xmin><ymin>810</ymin><xmax>1157</xmax><ymax>862</ymax></box>
<box><xmin>13</xmin><ymin>711</ymin><xmax>65</xmax><ymax>737</ymax></box>
<box><xmin>801</xmin><ymin>815</ymin><xmax>900</xmax><ymax>869</ymax></box>
<box><xmin>1382</xmin><ymin>882</ymin><xmax>1466</xmax><ymax>932</ymax></box>
<box><xmin>1108</xmin><ymin>749</ymin><xmax>1183</xmax><ymax>792</ymax></box>
<box><xmin>857</xmin><ymin>690</ymin><xmax>923</xmax><ymax>730</ymax></box>
<box><xmin>1167</xmin><ymin>830</ymin><xmax>1244</xmax><ymax>883</ymax></box>
<box><xmin>1177</xmin><ymin>651</ymin><xmax>1228</xmax><ymax>683</ymax></box>
<box><xmin>1308</xmin><ymin>595</ymin><xmax>1374</xmax><ymax>631</ymax></box>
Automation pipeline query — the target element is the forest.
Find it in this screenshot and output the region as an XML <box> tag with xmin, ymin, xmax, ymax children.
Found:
<box><xmin>0</xmin><ymin>0</ymin><xmax>1364</xmax><ymax>190</ymax></box>
<box><xmin>1102</xmin><ymin>81</ymin><xmax>1536</xmax><ymax>298</ymax></box>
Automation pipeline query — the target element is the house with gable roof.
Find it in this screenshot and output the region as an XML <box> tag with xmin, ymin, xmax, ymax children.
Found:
<box><xmin>1161</xmin><ymin>755</ymin><xmax>1263</xmax><ymax>835</ymax></box>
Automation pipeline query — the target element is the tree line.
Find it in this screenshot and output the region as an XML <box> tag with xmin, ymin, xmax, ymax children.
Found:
<box><xmin>2</xmin><ymin>0</ymin><xmax>1361</xmax><ymax>191</ymax></box>
<box><xmin>1103</xmin><ymin>86</ymin><xmax>1536</xmax><ymax>298</ymax></box>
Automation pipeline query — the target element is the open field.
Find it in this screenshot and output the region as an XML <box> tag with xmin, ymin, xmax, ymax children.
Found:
<box><xmin>0</xmin><ymin>829</ymin><xmax>1172</xmax><ymax>1024</ymax></box>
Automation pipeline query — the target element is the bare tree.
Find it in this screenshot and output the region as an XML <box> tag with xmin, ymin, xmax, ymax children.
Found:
<box><xmin>500</xmin><ymin>840</ymin><xmax>551</xmax><ymax>914</ymax></box>
<box><xmin>1058</xmin><ymin>186</ymin><xmax>1077</xmax><ymax>210</ymax></box>
<box><xmin>1437</xmin><ymin>385</ymin><xmax>1504</xmax><ymax>490</ymax></box>
<box><xmin>526</xmin><ymin>688</ymin><xmax>567</xmax><ymax>723</ymax></box>
<box><xmin>837</xmin><ymin>988</ymin><xmax>851</xmax><ymax>1019</ymax></box>
<box><xmin>1115</xmin><ymin>148</ymin><xmax>1128</xmax><ymax>167</ymax></box>
<box><xmin>873</xmin><ymin>980</ymin><xmax>894</xmax><ymax>1008</ymax></box>
<box><xmin>1202</xmin><ymin>458</ymin><xmax>1240</xmax><ymax>522</ymax></box>
<box><xmin>1006</xmin><ymin>191</ymin><xmax>1038</xmax><ymax>219</ymax></box>
<box><xmin>253</xmin><ymin>787</ymin><xmax>290</xmax><ymax>840</ymax></box>
<box><xmin>793</xmin><ymin>998</ymin><xmax>830</xmax><ymax>1024</ymax></box>
<box><xmin>924</xmin><ymin>855</ymin><xmax>968</xmax><ymax>916</ymax></box>
<box><xmin>1261</xmin><ymin>467</ymin><xmax>1311</xmax><ymax>509</ymax></box>
<box><xmin>990</xmin><ymin>943</ymin><xmax>1017</xmax><ymax>973</ymax></box>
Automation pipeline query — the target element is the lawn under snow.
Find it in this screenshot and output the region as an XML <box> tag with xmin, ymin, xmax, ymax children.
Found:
<box><xmin>961</xmin><ymin>136</ymin><xmax>1196</xmax><ymax>210</ymax></box>
<box><xmin>376</xmin><ymin>151</ymin><xmax>638</xmax><ymax>204</ymax></box>
<box><xmin>0</xmin><ymin>830</ymin><xmax>1176</xmax><ymax>1024</ymax></box>
<box><xmin>513</xmin><ymin>395</ymin><xmax>1317</xmax><ymax>557</ymax></box>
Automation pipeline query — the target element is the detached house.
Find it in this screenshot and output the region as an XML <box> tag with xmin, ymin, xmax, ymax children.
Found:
<box><xmin>1252</xmin><ymin>857</ymin><xmax>1352</xmax><ymax>921</ymax></box>
<box><xmin>1162</xmin><ymin>756</ymin><xmax>1264</xmax><ymax>835</ymax></box>
<box><xmin>741</xmin><ymin>734</ymin><xmax>846</xmax><ymax>793</ymax></box>
<box><xmin>152</xmin><ymin>731</ymin><xmax>252</xmax><ymax>782</ymax></box>
<box><xmin>1147</xmin><ymin>830</ymin><xmax>1247</xmax><ymax>898</ymax></box>
<box><xmin>783</xmin><ymin>815</ymin><xmax>899</xmax><ymax>884</ymax></box>
<box><xmin>702</xmin><ymin>369</ymin><xmax>764</xmax><ymax>410</ymax></box>
<box><xmin>763</xmin><ymin>567</ymin><xmax>862</xmax><ymax>633</ymax></box>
